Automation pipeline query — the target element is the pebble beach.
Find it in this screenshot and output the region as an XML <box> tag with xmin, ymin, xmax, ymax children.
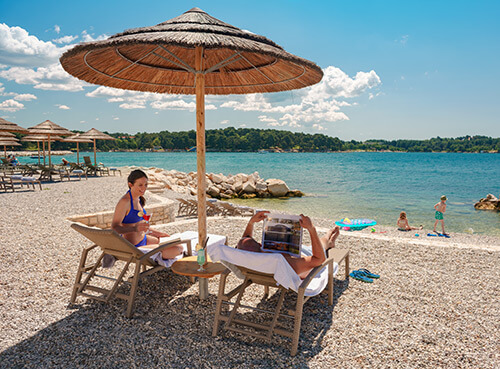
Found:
<box><xmin>1</xmin><ymin>174</ymin><xmax>499</xmax><ymax>368</ymax></box>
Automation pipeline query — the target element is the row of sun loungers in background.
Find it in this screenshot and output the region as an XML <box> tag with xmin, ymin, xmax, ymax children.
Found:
<box><xmin>177</xmin><ymin>198</ymin><xmax>255</xmax><ymax>217</ymax></box>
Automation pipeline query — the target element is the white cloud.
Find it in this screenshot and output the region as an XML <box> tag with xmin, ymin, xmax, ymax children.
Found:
<box><xmin>54</xmin><ymin>25</ymin><xmax>61</xmax><ymax>34</ymax></box>
<box><xmin>151</xmin><ymin>99</ymin><xmax>216</xmax><ymax>111</ymax></box>
<box><xmin>0</xmin><ymin>99</ymin><xmax>24</xmax><ymax>112</ymax></box>
<box><xmin>86</xmin><ymin>86</ymin><xmax>127</xmax><ymax>98</ymax></box>
<box><xmin>221</xmin><ymin>65</ymin><xmax>381</xmax><ymax>129</ymax></box>
<box><xmin>0</xmin><ymin>23</ymin><xmax>68</xmax><ymax>67</ymax></box>
<box><xmin>119</xmin><ymin>102</ymin><xmax>146</xmax><ymax>109</ymax></box>
<box><xmin>13</xmin><ymin>93</ymin><xmax>37</xmax><ymax>101</ymax></box>
<box><xmin>239</xmin><ymin>124</ymin><xmax>247</xmax><ymax>128</ymax></box>
<box><xmin>108</xmin><ymin>97</ymin><xmax>124</xmax><ymax>103</ymax></box>
<box><xmin>113</xmin><ymin>117</ymin><xmax>119</xmax><ymax>120</ymax></box>
<box><xmin>312</xmin><ymin>124</ymin><xmax>325</xmax><ymax>131</ymax></box>
<box><xmin>220</xmin><ymin>119</ymin><xmax>229</xmax><ymax>125</ymax></box>
<box><xmin>397</xmin><ymin>35</ymin><xmax>409</xmax><ymax>46</ymax></box>
<box><xmin>81</xmin><ymin>30</ymin><xmax>108</xmax><ymax>42</ymax></box>
<box><xmin>80</xmin><ymin>120</ymin><xmax>85</xmax><ymax>123</ymax></box>
<box><xmin>56</xmin><ymin>104</ymin><xmax>70</xmax><ymax>110</ymax></box>
<box><xmin>0</xmin><ymin>63</ymin><xmax>86</xmax><ymax>92</ymax></box>
<box><xmin>52</xmin><ymin>35</ymin><xmax>78</xmax><ymax>44</ymax></box>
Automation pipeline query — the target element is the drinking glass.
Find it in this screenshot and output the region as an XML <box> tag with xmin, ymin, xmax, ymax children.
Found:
<box><xmin>143</xmin><ymin>213</ymin><xmax>152</xmax><ymax>234</ymax></box>
<box><xmin>197</xmin><ymin>248</ymin><xmax>206</xmax><ymax>272</ymax></box>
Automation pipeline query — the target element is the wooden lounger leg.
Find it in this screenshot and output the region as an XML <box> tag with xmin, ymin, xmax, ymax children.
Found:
<box><xmin>71</xmin><ymin>245</ymin><xmax>96</xmax><ymax>303</ymax></box>
<box><xmin>212</xmin><ymin>271</ymin><xmax>229</xmax><ymax>336</ymax></box>
<box><xmin>290</xmin><ymin>292</ymin><xmax>305</xmax><ymax>357</ymax></box>
<box><xmin>126</xmin><ymin>259</ymin><xmax>142</xmax><ymax>318</ymax></box>
<box><xmin>225</xmin><ymin>277</ymin><xmax>252</xmax><ymax>329</ymax></box>
<box><xmin>266</xmin><ymin>289</ymin><xmax>286</xmax><ymax>341</ymax></box>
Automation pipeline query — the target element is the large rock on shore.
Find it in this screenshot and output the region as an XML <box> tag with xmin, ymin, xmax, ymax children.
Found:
<box><xmin>474</xmin><ymin>194</ymin><xmax>500</xmax><ymax>211</ymax></box>
<box><xmin>266</xmin><ymin>179</ymin><xmax>290</xmax><ymax>197</ymax></box>
<box><xmin>142</xmin><ymin>168</ymin><xmax>302</xmax><ymax>200</ymax></box>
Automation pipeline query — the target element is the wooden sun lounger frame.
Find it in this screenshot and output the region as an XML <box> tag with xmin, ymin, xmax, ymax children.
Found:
<box><xmin>70</xmin><ymin>223</ymin><xmax>191</xmax><ymax>317</ymax></box>
<box><xmin>212</xmin><ymin>248</ymin><xmax>350</xmax><ymax>356</ymax></box>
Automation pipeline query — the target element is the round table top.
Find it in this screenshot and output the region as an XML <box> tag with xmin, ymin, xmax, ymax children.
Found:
<box><xmin>171</xmin><ymin>255</ymin><xmax>226</xmax><ymax>278</ymax></box>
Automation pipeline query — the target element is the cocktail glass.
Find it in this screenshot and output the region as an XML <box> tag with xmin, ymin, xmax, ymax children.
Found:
<box><xmin>197</xmin><ymin>248</ymin><xmax>206</xmax><ymax>272</ymax></box>
<box><xmin>143</xmin><ymin>213</ymin><xmax>152</xmax><ymax>234</ymax></box>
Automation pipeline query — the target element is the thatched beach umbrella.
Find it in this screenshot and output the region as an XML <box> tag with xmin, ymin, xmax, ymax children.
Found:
<box><xmin>62</xmin><ymin>133</ymin><xmax>93</xmax><ymax>164</ymax></box>
<box><xmin>22</xmin><ymin>134</ymin><xmax>63</xmax><ymax>166</ymax></box>
<box><xmin>0</xmin><ymin>137</ymin><xmax>21</xmax><ymax>158</ymax></box>
<box><xmin>60</xmin><ymin>7</ymin><xmax>323</xmax><ymax>249</ymax></box>
<box><xmin>0</xmin><ymin>118</ymin><xmax>28</xmax><ymax>134</ymax></box>
<box><xmin>27</xmin><ymin>120</ymin><xmax>73</xmax><ymax>171</ymax></box>
<box><xmin>78</xmin><ymin>128</ymin><xmax>115</xmax><ymax>165</ymax></box>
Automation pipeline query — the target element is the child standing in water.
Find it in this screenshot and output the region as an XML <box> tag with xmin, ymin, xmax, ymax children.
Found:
<box><xmin>433</xmin><ymin>195</ymin><xmax>448</xmax><ymax>235</ymax></box>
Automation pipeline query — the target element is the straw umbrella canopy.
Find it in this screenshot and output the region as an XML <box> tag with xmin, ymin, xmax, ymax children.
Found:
<box><xmin>60</xmin><ymin>7</ymin><xmax>323</xmax><ymax>250</ymax></box>
<box><xmin>78</xmin><ymin>128</ymin><xmax>115</xmax><ymax>165</ymax></box>
<box><xmin>22</xmin><ymin>134</ymin><xmax>63</xmax><ymax>166</ymax></box>
<box><xmin>61</xmin><ymin>133</ymin><xmax>93</xmax><ymax>164</ymax></box>
<box><xmin>0</xmin><ymin>136</ymin><xmax>21</xmax><ymax>158</ymax></box>
<box><xmin>27</xmin><ymin>120</ymin><xmax>73</xmax><ymax>169</ymax></box>
<box><xmin>0</xmin><ymin>118</ymin><xmax>28</xmax><ymax>134</ymax></box>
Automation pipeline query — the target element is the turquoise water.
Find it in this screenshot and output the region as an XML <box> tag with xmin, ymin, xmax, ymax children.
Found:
<box><xmin>22</xmin><ymin>152</ymin><xmax>500</xmax><ymax>236</ymax></box>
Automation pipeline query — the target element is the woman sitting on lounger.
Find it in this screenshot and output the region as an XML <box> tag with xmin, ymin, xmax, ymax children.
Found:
<box><xmin>111</xmin><ymin>169</ymin><xmax>183</xmax><ymax>259</ymax></box>
<box><xmin>237</xmin><ymin>211</ymin><xmax>340</xmax><ymax>279</ymax></box>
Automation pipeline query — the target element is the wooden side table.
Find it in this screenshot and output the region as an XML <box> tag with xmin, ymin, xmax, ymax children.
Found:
<box><xmin>171</xmin><ymin>255</ymin><xmax>226</xmax><ymax>300</ymax></box>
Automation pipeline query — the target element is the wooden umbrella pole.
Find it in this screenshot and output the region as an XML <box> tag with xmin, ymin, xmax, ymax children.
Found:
<box><xmin>195</xmin><ymin>46</ymin><xmax>207</xmax><ymax>253</ymax></box>
<box><xmin>48</xmin><ymin>135</ymin><xmax>52</xmax><ymax>168</ymax></box>
<box><xmin>37</xmin><ymin>141</ymin><xmax>40</xmax><ymax>165</ymax></box>
<box><xmin>93</xmin><ymin>139</ymin><xmax>97</xmax><ymax>165</ymax></box>
<box><xmin>42</xmin><ymin>140</ymin><xmax>46</xmax><ymax>166</ymax></box>
<box><xmin>77</xmin><ymin>142</ymin><xmax>79</xmax><ymax>164</ymax></box>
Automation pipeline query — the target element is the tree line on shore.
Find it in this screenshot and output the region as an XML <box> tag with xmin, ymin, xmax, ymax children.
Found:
<box><xmin>15</xmin><ymin>127</ymin><xmax>500</xmax><ymax>153</ymax></box>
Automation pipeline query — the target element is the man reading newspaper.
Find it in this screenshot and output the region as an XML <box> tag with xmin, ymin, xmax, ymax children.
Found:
<box><xmin>237</xmin><ymin>211</ymin><xmax>340</xmax><ymax>279</ymax></box>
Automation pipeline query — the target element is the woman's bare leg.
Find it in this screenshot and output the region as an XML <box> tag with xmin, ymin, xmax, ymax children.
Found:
<box><xmin>146</xmin><ymin>235</ymin><xmax>183</xmax><ymax>259</ymax></box>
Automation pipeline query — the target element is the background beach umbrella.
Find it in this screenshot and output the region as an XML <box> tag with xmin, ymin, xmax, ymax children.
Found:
<box><xmin>0</xmin><ymin>118</ymin><xmax>28</xmax><ymax>134</ymax></box>
<box><xmin>62</xmin><ymin>133</ymin><xmax>93</xmax><ymax>164</ymax></box>
<box><xmin>27</xmin><ymin>120</ymin><xmax>73</xmax><ymax>169</ymax></box>
<box><xmin>60</xmin><ymin>7</ymin><xmax>323</xmax><ymax>247</ymax></box>
<box><xmin>22</xmin><ymin>134</ymin><xmax>63</xmax><ymax>166</ymax></box>
<box><xmin>78</xmin><ymin>128</ymin><xmax>115</xmax><ymax>165</ymax></box>
<box><xmin>0</xmin><ymin>132</ymin><xmax>18</xmax><ymax>158</ymax></box>
<box><xmin>0</xmin><ymin>137</ymin><xmax>21</xmax><ymax>158</ymax></box>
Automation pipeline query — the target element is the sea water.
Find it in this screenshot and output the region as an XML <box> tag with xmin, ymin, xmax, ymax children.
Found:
<box><xmin>23</xmin><ymin>151</ymin><xmax>500</xmax><ymax>236</ymax></box>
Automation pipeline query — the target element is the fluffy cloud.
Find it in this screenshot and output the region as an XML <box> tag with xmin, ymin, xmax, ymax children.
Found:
<box><xmin>0</xmin><ymin>64</ymin><xmax>86</xmax><ymax>91</ymax></box>
<box><xmin>81</xmin><ymin>30</ymin><xmax>108</xmax><ymax>42</ymax></box>
<box><xmin>220</xmin><ymin>119</ymin><xmax>229</xmax><ymax>125</ymax></box>
<box><xmin>150</xmin><ymin>100</ymin><xmax>216</xmax><ymax>112</ymax></box>
<box><xmin>13</xmin><ymin>93</ymin><xmax>37</xmax><ymax>101</ymax></box>
<box><xmin>0</xmin><ymin>99</ymin><xmax>24</xmax><ymax>112</ymax></box>
<box><xmin>119</xmin><ymin>102</ymin><xmax>146</xmax><ymax>110</ymax></box>
<box><xmin>52</xmin><ymin>35</ymin><xmax>78</xmax><ymax>44</ymax></box>
<box><xmin>0</xmin><ymin>23</ymin><xmax>67</xmax><ymax>67</ymax></box>
<box><xmin>221</xmin><ymin>66</ymin><xmax>381</xmax><ymax>129</ymax></box>
<box><xmin>54</xmin><ymin>25</ymin><xmax>61</xmax><ymax>34</ymax></box>
<box><xmin>56</xmin><ymin>104</ymin><xmax>70</xmax><ymax>110</ymax></box>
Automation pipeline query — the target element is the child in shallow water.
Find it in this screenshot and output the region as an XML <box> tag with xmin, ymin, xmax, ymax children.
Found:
<box><xmin>433</xmin><ymin>195</ymin><xmax>448</xmax><ymax>235</ymax></box>
<box><xmin>397</xmin><ymin>211</ymin><xmax>422</xmax><ymax>231</ymax></box>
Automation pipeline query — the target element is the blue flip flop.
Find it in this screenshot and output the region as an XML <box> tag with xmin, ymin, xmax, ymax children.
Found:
<box><xmin>357</xmin><ymin>268</ymin><xmax>380</xmax><ymax>279</ymax></box>
<box><xmin>437</xmin><ymin>233</ymin><xmax>451</xmax><ymax>238</ymax></box>
<box><xmin>427</xmin><ymin>233</ymin><xmax>438</xmax><ymax>237</ymax></box>
<box><xmin>349</xmin><ymin>270</ymin><xmax>373</xmax><ymax>283</ymax></box>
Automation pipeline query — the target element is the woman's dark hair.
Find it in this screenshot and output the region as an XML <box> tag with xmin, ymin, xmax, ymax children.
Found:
<box><xmin>127</xmin><ymin>169</ymin><xmax>148</xmax><ymax>207</ymax></box>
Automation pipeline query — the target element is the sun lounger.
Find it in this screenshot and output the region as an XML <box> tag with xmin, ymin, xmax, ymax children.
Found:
<box><xmin>209</xmin><ymin>244</ymin><xmax>349</xmax><ymax>356</ymax></box>
<box><xmin>70</xmin><ymin>223</ymin><xmax>190</xmax><ymax>317</ymax></box>
<box><xmin>177</xmin><ymin>198</ymin><xmax>198</xmax><ymax>216</ymax></box>
<box><xmin>83</xmin><ymin>156</ymin><xmax>110</xmax><ymax>176</ymax></box>
<box><xmin>218</xmin><ymin>201</ymin><xmax>255</xmax><ymax>216</ymax></box>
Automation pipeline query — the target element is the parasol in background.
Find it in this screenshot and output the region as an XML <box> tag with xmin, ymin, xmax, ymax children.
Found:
<box><xmin>62</xmin><ymin>133</ymin><xmax>93</xmax><ymax>164</ymax></box>
<box><xmin>78</xmin><ymin>128</ymin><xmax>115</xmax><ymax>166</ymax></box>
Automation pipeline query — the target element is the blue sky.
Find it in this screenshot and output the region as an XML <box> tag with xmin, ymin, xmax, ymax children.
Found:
<box><xmin>1</xmin><ymin>0</ymin><xmax>498</xmax><ymax>140</ymax></box>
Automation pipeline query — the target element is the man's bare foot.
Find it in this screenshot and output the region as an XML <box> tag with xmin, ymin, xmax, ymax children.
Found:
<box><xmin>322</xmin><ymin>225</ymin><xmax>340</xmax><ymax>250</ymax></box>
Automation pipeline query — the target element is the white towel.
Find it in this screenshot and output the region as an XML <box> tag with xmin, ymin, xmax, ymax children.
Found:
<box><xmin>207</xmin><ymin>243</ymin><xmax>338</xmax><ymax>296</ymax></box>
<box><xmin>148</xmin><ymin>231</ymin><xmax>227</xmax><ymax>268</ymax></box>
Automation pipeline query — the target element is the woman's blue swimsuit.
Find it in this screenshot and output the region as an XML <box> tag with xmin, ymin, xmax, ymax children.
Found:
<box><xmin>122</xmin><ymin>190</ymin><xmax>147</xmax><ymax>247</ymax></box>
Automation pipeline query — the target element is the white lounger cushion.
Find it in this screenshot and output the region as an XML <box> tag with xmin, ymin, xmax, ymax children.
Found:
<box><xmin>207</xmin><ymin>243</ymin><xmax>338</xmax><ymax>296</ymax></box>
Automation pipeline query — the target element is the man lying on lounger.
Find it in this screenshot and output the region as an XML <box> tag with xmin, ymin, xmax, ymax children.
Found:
<box><xmin>237</xmin><ymin>211</ymin><xmax>340</xmax><ymax>279</ymax></box>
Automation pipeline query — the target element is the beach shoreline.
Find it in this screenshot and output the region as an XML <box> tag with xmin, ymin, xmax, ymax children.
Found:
<box><xmin>0</xmin><ymin>175</ymin><xmax>499</xmax><ymax>368</ymax></box>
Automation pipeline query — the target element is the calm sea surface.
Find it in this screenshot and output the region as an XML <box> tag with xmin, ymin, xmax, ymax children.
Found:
<box><xmin>24</xmin><ymin>152</ymin><xmax>500</xmax><ymax>236</ymax></box>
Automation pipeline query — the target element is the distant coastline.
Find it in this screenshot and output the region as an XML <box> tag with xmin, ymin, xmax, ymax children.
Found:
<box><xmin>7</xmin><ymin>128</ymin><xmax>500</xmax><ymax>154</ymax></box>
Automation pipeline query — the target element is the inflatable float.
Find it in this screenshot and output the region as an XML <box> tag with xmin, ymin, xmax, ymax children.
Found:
<box><xmin>335</xmin><ymin>218</ymin><xmax>377</xmax><ymax>231</ymax></box>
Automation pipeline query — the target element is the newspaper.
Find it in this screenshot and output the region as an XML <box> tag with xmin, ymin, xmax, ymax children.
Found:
<box><xmin>261</xmin><ymin>213</ymin><xmax>303</xmax><ymax>257</ymax></box>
